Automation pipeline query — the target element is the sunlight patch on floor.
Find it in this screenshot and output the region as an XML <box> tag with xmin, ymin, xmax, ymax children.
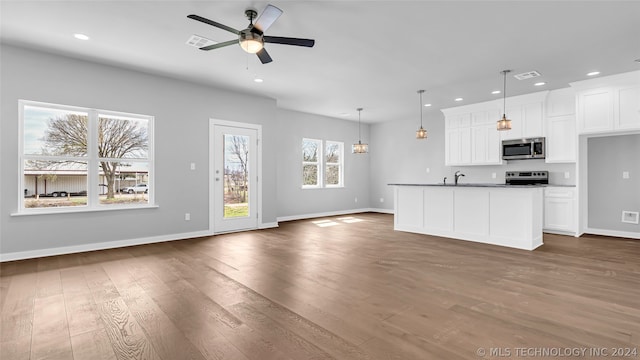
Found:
<box><xmin>311</xmin><ymin>216</ymin><xmax>364</xmax><ymax>227</ymax></box>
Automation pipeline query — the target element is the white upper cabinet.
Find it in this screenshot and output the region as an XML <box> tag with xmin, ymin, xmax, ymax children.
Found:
<box><xmin>498</xmin><ymin>91</ymin><xmax>548</xmax><ymax>140</ymax></box>
<box><xmin>545</xmin><ymin>88</ymin><xmax>577</xmax><ymax>163</ymax></box>
<box><xmin>443</xmin><ymin>100</ymin><xmax>502</xmax><ymax>166</ymax></box>
<box><xmin>571</xmin><ymin>70</ymin><xmax>640</xmax><ymax>134</ymax></box>
<box><xmin>546</xmin><ymin>87</ymin><xmax>576</xmax><ymax>117</ymax></box>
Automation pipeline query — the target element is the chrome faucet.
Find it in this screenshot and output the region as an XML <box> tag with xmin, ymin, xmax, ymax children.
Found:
<box><xmin>443</xmin><ymin>176</ymin><xmax>447</xmax><ymax>185</ymax></box>
<box><xmin>454</xmin><ymin>171</ymin><xmax>465</xmax><ymax>185</ymax></box>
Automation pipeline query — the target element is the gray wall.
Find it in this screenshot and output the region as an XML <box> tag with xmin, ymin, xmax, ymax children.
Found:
<box><xmin>1</xmin><ymin>44</ymin><xmax>278</xmax><ymax>255</ymax></box>
<box><xmin>588</xmin><ymin>134</ymin><xmax>640</xmax><ymax>232</ymax></box>
<box><xmin>276</xmin><ymin>109</ymin><xmax>371</xmax><ymax>218</ymax></box>
<box><xmin>369</xmin><ymin>111</ymin><xmax>576</xmax><ymax>211</ymax></box>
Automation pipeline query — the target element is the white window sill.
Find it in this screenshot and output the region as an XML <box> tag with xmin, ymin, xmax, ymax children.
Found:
<box><xmin>11</xmin><ymin>204</ymin><xmax>159</xmax><ymax>217</ymax></box>
<box><xmin>301</xmin><ymin>186</ymin><xmax>345</xmax><ymax>190</ymax></box>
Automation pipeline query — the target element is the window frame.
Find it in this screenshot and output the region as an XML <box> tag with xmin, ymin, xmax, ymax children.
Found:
<box><xmin>302</xmin><ymin>138</ymin><xmax>322</xmax><ymax>189</ymax></box>
<box><xmin>301</xmin><ymin>138</ymin><xmax>344</xmax><ymax>189</ymax></box>
<box><xmin>17</xmin><ymin>100</ymin><xmax>155</xmax><ymax>214</ymax></box>
<box><xmin>324</xmin><ymin>140</ymin><xmax>344</xmax><ymax>188</ymax></box>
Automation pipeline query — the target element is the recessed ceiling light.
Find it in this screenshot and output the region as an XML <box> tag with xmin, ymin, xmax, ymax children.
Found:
<box><xmin>587</xmin><ymin>71</ymin><xmax>600</xmax><ymax>76</ymax></box>
<box><xmin>491</xmin><ymin>90</ymin><xmax>501</xmax><ymax>95</ymax></box>
<box><xmin>253</xmin><ymin>77</ymin><xmax>263</xmax><ymax>83</ymax></box>
<box><xmin>454</xmin><ymin>98</ymin><xmax>463</xmax><ymax>102</ymax></box>
<box><xmin>424</xmin><ymin>103</ymin><xmax>432</xmax><ymax>107</ymax></box>
<box><xmin>534</xmin><ymin>82</ymin><xmax>546</xmax><ymax>86</ymax></box>
<box><xmin>73</xmin><ymin>33</ymin><xmax>89</xmax><ymax>40</ymax></box>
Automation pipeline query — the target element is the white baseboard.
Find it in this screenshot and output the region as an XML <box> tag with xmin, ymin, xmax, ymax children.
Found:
<box><xmin>259</xmin><ymin>222</ymin><xmax>279</xmax><ymax>229</ymax></box>
<box><xmin>0</xmin><ymin>229</ymin><xmax>214</xmax><ymax>262</ymax></box>
<box><xmin>1</xmin><ymin>211</ymin><xmax>394</xmax><ymax>262</ymax></box>
<box><xmin>277</xmin><ymin>208</ymin><xmax>393</xmax><ymax>222</ymax></box>
<box><xmin>584</xmin><ymin>227</ymin><xmax>640</xmax><ymax>240</ymax></box>
<box><xmin>368</xmin><ymin>207</ymin><xmax>394</xmax><ymax>214</ymax></box>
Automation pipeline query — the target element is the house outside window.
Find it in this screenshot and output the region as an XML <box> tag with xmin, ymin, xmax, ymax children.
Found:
<box><xmin>302</xmin><ymin>138</ymin><xmax>343</xmax><ymax>188</ymax></box>
<box><xmin>19</xmin><ymin>100</ymin><xmax>154</xmax><ymax>212</ymax></box>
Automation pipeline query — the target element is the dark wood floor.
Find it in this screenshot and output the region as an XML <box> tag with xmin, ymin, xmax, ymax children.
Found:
<box><xmin>1</xmin><ymin>213</ymin><xmax>639</xmax><ymax>359</ymax></box>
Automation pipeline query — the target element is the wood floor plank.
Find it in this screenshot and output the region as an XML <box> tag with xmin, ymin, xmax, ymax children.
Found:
<box><xmin>228</xmin><ymin>301</ymin><xmax>335</xmax><ymax>360</ymax></box>
<box><xmin>0</xmin><ymin>335</ymin><xmax>31</xmax><ymax>360</ymax></box>
<box><xmin>1</xmin><ymin>272</ymin><xmax>37</xmax><ymax>316</ymax></box>
<box><xmin>98</xmin><ymin>297</ymin><xmax>159</xmax><ymax>360</ymax></box>
<box><xmin>31</xmin><ymin>293</ymin><xmax>72</xmax><ymax>360</ymax></box>
<box><xmin>70</xmin><ymin>329</ymin><xmax>117</xmax><ymax>360</ymax></box>
<box><xmin>1</xmin><ymin>213</ymin><xmax>639</xmax><ymax>359</ymax></box>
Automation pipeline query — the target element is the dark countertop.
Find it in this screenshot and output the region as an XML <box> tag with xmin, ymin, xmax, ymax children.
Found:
<box><xmin>388</xmin><ymin>183</ymin><xmax>575</xmax><ymax>188</ymax></box>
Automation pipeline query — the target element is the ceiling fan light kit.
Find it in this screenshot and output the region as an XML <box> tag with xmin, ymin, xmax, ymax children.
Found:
<box><xmin>239</xmin><ymin>30</ymin><xmax>263</xmax><ymax>53</ymax></box>
<box><xmin>188</xmin><ymin>4</ymin><xmax>315</xmax><ymax>64</ymax></box>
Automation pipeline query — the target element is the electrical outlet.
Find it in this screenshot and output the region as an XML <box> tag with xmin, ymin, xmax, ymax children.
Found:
<box><xmin>426</xmin><ymin>167</ymin><xmax>430</xmax><ymax>173</ymax></box>
<box><xmin>564</xmin><ymin>172</ymin><xmax>570</xmax><ymax>179</ymax></box>
<box><xmin>621</xmin><ymin>211</ymin><xmax>639</xmax><ymax>224</ymax></box>
<box><xmin>623</xmin><ymin>171</ymin><xmax>630</xmax><ymax>179</ymax></box>
<box><xmin>380</xmin><ymin>198</ymin><xmax>384</xmax><ymax>203</ymax></box>
<box><xmin>355</xmin><ymin>197</ymin><xmax>358</xmax><ymax>203</ymax></box>
<box><xmin>491</xmin><ymin>172</ymin><xmax>496</xmax><ymax>179</ymax></box>
<box><xmin>185</xmin><ymin>213</ymin><xmax>191</xmax><ymax>221</ymax></box>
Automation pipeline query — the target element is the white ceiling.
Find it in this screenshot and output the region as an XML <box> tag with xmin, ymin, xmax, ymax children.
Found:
<box><xmin>2</xmin><ymin>1</ymin><xmax>639</xmax><ymax>123</ymax></box>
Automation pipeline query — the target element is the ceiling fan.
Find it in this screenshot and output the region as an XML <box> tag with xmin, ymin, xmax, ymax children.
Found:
<box><xmin>187</xmin><ymin>4</ymin><xmax>315</xmax><ymax>64</ymax></box>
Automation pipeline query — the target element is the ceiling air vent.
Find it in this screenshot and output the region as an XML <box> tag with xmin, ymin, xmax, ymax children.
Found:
<box><xmin>513</xmin><ymin>71</ymin><xmax>541</xmax><ymax>80</ymax></box>
<box><xmin>186</xmin><ymin>35</ymin><xmax>218</xmax><ymax>48</ymax></box>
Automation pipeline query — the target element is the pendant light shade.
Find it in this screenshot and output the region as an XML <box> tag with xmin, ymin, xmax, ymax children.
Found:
<box><xmin>497</xmin><ymin>69</ymin><xmax>512</xmax><ymax>131</ymax></box>
<box><xmin>352</xmin><ymin>108</ymin><xmax>368</xmax><ymax>154</ymax></box>
<box><xmin>416</xmin><ymin>90</ymin><xmax>428</xmax><ymax>139</ymax></box>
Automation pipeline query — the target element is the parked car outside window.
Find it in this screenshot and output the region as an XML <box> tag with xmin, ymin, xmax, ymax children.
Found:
<box><xmin>122</xmin><ymin>184</ymin><xmax>148</xmax><ymax>194</ymax></box>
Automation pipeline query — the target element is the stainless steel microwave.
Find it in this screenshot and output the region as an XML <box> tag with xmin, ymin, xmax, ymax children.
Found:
<box><xmin>502</xmin><ymin>137</ymin><xmax>545</xmax><ymax>160</ymax></box>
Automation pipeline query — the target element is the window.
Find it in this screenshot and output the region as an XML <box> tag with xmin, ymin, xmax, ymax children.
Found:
<box><xmin>325</xmin><ymin>141</ymin><xmax>343</xmax><ymax>187</ymax></box>
<box><xmin>19</xmin><ymin>100</ymin><xmax>153</xmax><ymax>212</ymax></box>
<box><xmin>302</xmin><ymin>138</ymin><xmax>343</xmax><ymax>188</ymax></box>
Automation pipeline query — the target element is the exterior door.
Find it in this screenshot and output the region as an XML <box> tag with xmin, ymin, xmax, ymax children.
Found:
<box><xmin>211</xmin><ymin>122</ymin><xmax>259</xmax><ymax>233</ymax></box>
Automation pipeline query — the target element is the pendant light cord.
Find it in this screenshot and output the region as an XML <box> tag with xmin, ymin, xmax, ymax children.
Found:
<box><xmin>357</xmin><ymin>108</ymin><xmax>363</xmax><ymax>143</ymax></box>
<box><xmin>502</xmin><ymin>70</ymin><xmax>509</xmax><ymax>116</ymax></box>
<box><xmin>419</xmin><ymin>90</ymin><xmax>424</xmax><ymax>128</ymax></box>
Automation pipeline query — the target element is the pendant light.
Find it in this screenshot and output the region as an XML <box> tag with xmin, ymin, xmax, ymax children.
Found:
<box><xmin>497</xmin><ymin>69</ymin><xmax>512</xmax><ymax>131</ymax></box>
<box><xmin>416</xmin><ymin>89</ymin><xmax>428</xmax><ymax>139</ymax></box>
<box><xmin>352</xmin><ymin>108</ymin><xmax>368</xmax><ymax>154</ymax></box>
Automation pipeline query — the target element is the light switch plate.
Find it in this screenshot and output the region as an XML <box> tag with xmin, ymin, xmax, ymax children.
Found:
<box><xmin>564</xmin><ymin>172</ymin><xmax>570</xmax><ymax>179</ymax></box>
<box><xmin>190</xmin><ymin>163</ymin><xmax>196</xmax><ymax>170</ymax></box>
<box><xmin>623</xmin><ymin>171</ymin><xmax>630</xmax><ymax>179</ymax></box>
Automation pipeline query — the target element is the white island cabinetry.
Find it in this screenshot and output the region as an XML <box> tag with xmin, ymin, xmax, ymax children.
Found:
<box><xmin>393</xmin><ymin>184</ymin><xmax>543</xmax><ymax>251</ymax></box>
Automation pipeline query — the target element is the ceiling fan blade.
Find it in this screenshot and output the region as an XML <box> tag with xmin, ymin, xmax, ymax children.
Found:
<box><xmin>187</xmin><ymin>14</ymin><xmax>240</xmax><ymax>35</ymax></box>
<box><xmin>264</xmin><ymin>36</ymin><xmax>315</xmax><ymax>47</ymax></box>
<box><xmin>253</xmin><ymin>4</ymin><xmax>283</xmax><ymax>34</ymax></box>
<box><xmin>256</xmin><ymin>48</ymin><xmax>273</xmax><ymax>64</ymax></box>
<box><xmin>199</xmin><ymin>39</ymin><xmax>238</xmax><ymax>51</ymax></box>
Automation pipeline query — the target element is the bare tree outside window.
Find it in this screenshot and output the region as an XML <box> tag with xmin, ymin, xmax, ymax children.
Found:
<box><xmin>225</xmin><ymin>135</ymin><xmax>249</xmax><ymax>204</ymax></box>
<box><xmin>302</xmin><ymin>138</ymin><xmax>320</xmax><ymax>186</ymax></box>
<box><xmin>43</xmin><ymin>114</ymin><xmax>148</xmax><ymax>199</ymax></box>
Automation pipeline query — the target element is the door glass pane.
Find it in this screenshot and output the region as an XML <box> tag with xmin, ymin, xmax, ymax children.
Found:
<box><xmin>224</xmin><ymin>134</ymin><xmax>249</xmax><ymax>218</ymax></box>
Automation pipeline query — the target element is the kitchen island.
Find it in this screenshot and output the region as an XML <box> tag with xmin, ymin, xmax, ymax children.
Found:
<box><xmin>390</xmin><ymin>184</ymin><xmax>543</xmax><ymax>250</ymax></box>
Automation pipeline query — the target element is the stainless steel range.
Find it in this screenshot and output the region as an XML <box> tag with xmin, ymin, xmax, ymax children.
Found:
<box><xmin>505</xmin><ymin>171</ymin><xmax>548</xmax><ymax>185</ymax></box>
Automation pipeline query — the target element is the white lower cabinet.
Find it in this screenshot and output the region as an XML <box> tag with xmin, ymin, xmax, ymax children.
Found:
<box><xmin>543</xmin><ymin>187</ymin><xmax>577</xmax><ymax>235</ymax></box>
<box><xmin>393</xmin><ymin>185</ymin><xmax>543</xmax><ymax>251</ymax></box>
